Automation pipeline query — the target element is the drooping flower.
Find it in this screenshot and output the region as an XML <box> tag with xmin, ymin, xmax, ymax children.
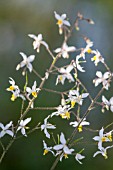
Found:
<box><xmin>75</xmin><ymin>153</ymin><xmax>85</xmax><ymax>164</ymax></box>
<box><xmin>70</xmin><ymin>118</ymin><xmax>90</xmax><ymax>132</ymax></box>
<box><xmin>72</xmin><ymin>55</ymin><xmax>86</xmax><ymax>72</ymax></box>
<box><xmin>54</xmin><ymin>42</ymin><xmax>76</xmax><ymax>59</ymax></box>
<box><xmin>93</xmin><ymin>71</ymin><xmax>111</xmax><ymax>90</ymax></box>
<box><xmin>43</xmin><ymin>140</ymin><xmax>55</xmax><ymax>156</ymax></box>
<box><xmin>93</xmin><ymin>145</ymin><xmax>113</xmax><ymax>159</ymax></box>
<box><xmin>17</xmin><ymin>118</ymin><xmax>31</xmax><ymax>137</ymax></box>
<box><xmin>6</xmin><ymin>77</ymin><xmax>19</xmax><ymax>92</ymax></box>
<box><xmin>16</xmin><ymin>52</ymin><xmax>35</xmax><ymax>75</ymax></box>
<box><xmin>81</xmin><ymin>40</ymin><xmax>93</xmax><ymax>59</ymax></box>
<box><xmin>28</xmin><ymin>34</ymin><xmax>48</xmax><ymax>52</ymax></box>
<box><xmin>54</xmin><ymin>11</ymin><xmax>71</xmax><ymax>34</ymax></box>
<box><xmin>102</xmin><ymin>96</ymin><xmax>113</xmax><ymax>112</ymax></box>
<box><xmin>41</xmin><ymin>116</ymin><xmax>56</xmax><ymax>139</ymax></box>
<box><xmin>0</xmin><ymin>121</ymin><xmax>14</xmax><ymax>138</ymax></box>
<box><xmin>56</xmin><ymin>65</ymin><xmax>74</xmax><ymax>85</ymax></box>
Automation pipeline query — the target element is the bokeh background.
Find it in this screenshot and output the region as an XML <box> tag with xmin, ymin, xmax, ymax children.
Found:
<box><xmin>0</xmin><ymin>0</ymin><xmax>113</xmax><ymax>170</ymax></box>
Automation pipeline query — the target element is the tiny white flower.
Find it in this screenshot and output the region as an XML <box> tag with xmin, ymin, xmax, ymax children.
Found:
<box><xmin>53</xmin><ymin>133</ymin><xmax>74</xmax><ymax>155</ymax></box>
<box><xmin>17</xmin><ymin>118</ymin><xmax>31</xmax><ymax>137</ymax></box>
<box><xmin>0</xmin><ymin>121</ymin><xmax>14</xmax><ymax>138</ymax></box>
<box><xmin>93</xmin><ymin>71</ymin><xmax>111</xmax><ymax>90</ymax></box>
<box><xmin>28</xmin><ymin>34</ymin><xmax>48</xmax><ymax>52</ymax></box>
<box><xmin>91</xmin><ymin>50</ymin><xmax>104</xmax><ymax>66</ymax></box>
<box><xmin>54</xmin><ymin>11</ymin><xmax>71</xmax><ymax>34</ymax></box>
<box><xmin>75</xmin><ymin>153</ymin><xmax>85</xmax><ymax>164</ymax></box>
<box><xmin>93</xmin><ymin>127</ymin><xmax>112</xmax><ymax>149</ymax></box>
<box><xmin>81</xmin><ymin>40</ymin><xmax>93</xmax><ymax>59</ymax></box>
<box><xmin>66</xmin><ymin>90</ymin><xmax>89</xmax><ymax>107</ymax></box>
<box><xmin>93</xmin><ymin>145</ymin><xmax>113</xmax><ymax>159</ymax></box>
<box><xmin>6</xmin><ymin>77</ymin><xmax>19</xmax><ymax>92</ymax></box>
<box><xmin>54</xmin><ymin>42</ymin><xmax>76</xmax><ymax>59</ymax></box>
<box><xmin>70</xmin><ymin>118</ymin><xmax>90</xmax><ymax>132</ymax></box>
<box><xmin>43</xmin><ymin>140</ymin><xmax>55</xmax><ymax>155</ymax></box>
<box><xmin>11</xmin><ymin>88</ymin><xmax>25</xmax><ymax>101</ymax></box>
<box><xmin>51</xmin><ymin>104</ymin><xmax>71</xmax><ymax>120</ymax></box>
<box><xmin>26</xmin><ymin>81</ymin><xmax>40</xmax><ymax>98</ymax></box>
<box><xmin>41</xmin><ymin>115</ymin><xmax>56</xmax><ymax>139</ymax></box>
<box><xmin>56</xmin><ymin>65</ymin><xmax>74</xmax><ymax>85</ymax></box>
<box><xmin>16</xmin><ymin>52</ymin><xmax>35</xmax><ymax>75</ymax></box>
<box><xmin>72</xmin><ymin>55</ymin><xmax>86</xmax><ymax>72</ymax></box>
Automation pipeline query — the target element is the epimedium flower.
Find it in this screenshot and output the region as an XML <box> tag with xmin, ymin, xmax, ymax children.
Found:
<box><xmin>0</xmin><ymin>121</ymin><xmax>14</xmax><ymax>138</ymax></box>
<box><xmin>10</xmin><ymin>88</ymin><xmax>25</xmax><ymax>101</ymax></box>
<box><xmin>6</xmin><ymin>77</ymin><xmax>19</xmax><ymax>92</ymax></box>
<box><xmin>54</xmin><ymin>11</ymin><xmax>71</xmax><ymax>34</ymax></box>
<box><xmin>102</xmin><ymin>96</ymin><xmax>113</xmax><ymax>112</ymax></box>
<box><xmin>75</xmin><ymin>153</ymin><xmax>85</xmax><ymax>164</ymax></box>
<box><xmin>16</xmin><ymin>52</ymin><xmax>35</xmax><ymax>76</ymax></box>
<box><xmin>53</xmin><ymin>133</ymin><xmax>74</xmax><ymax>158</ymax></box>
<box><xmin>43</xmin><ymin>140</ymin><xmax>55</xmax><ymax>156</ymax></box>
<box><xmin>54</xmin><ymin>42</ymin><xmax>76</xmax><ymax>59</ymax></box>
<box><xmin>51</xmin><ymin>104</ymin><xmax>71</xmax><ymax>120</ymax></box>
<box><xmin>91</xmin><ymin>50</ymin><xmax>104</xmax><ymax>66</ymax></box>
<box><xmin>66</xmin><ymin>90</ymin><xmax>89</xmax><ymax>107</ymax></box>
<box><xmin>56</xmin><ymin>65</ymin><xmax>74</xmax><ymax>85</ymax></box>
<box><xmin>26</xmin><ymin>81</ymin><xmax>40</xmax><ymax>98</ymax></box>
<box><xmin>93</xmin><ymin>145</ymin><xmax>113</xmax><ymax>159</ymax></box>
<box><xmin>81</xmin><ymin>40</ymin><xmax>93</xmax><ymax>59</ymax></box>
<box><xmin>17</xmin><ymin>118</ymin><xmax>31</xmax><ymax>137</ymax></box>
<box><xmin>41</xmin><ymin>115</ymin><xmax>56</xmax><ymax>139</ymax></box>
<box><xmin>70</xmin><ymin>118</ymin><xmax>90</xmax><ymax>132</ymax></box>
<box><xmin>28</xmin><ymin>34</ymin><xmax>48</xmax><ymax>52</ymax></box>
<box><xmin>93</xmin><ymin>71</ymin><xmax>111</xmax><ymax>90</ymax></box>
<box><xmin>93</xmin><ymin>127</ymin><xmax>112</xmax><ymax>149</ymax></box>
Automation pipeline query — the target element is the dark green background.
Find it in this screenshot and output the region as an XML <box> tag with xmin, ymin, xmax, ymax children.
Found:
<box><xmin>0</xmin><ymin>0</ymin><xmax>113</xmax><ymax>169</ymax></box>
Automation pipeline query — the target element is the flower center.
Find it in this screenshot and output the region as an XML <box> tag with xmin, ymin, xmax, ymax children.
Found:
<box><xmin>78</xmin><ymin>125</ymin><xmax>82</xmax><ymax>132</ymax></box>
<box><xmin>101</xmin><ymin>137</ymin><xmax>107</xmax><ymax>142</ymax></box>
<box><xmin>87</xmin><ymin>48</ymin><xmax>92</xmax><ymax>53</ymax></box>
<box><xmin>57</xmin><ymin>20</ymin><xmax>63</xmax><ymax>26</ymax></box>
<box><xmin>32</xmin><ymin>91</ymin><xmax>37</xmax><ymax>98</ymax></box>
<box><xmin>71</xmin><ymin>101</ymin><xmax>76</xmax><ymax>108</ymax></box>
<box><xmin>11</xmin><ymin>94</ymin><xmax>16</xmax><ymax>101</ymax></box>
<box><xmin>43</xmin><ymin>149</ymin><xmax>49</xmax><ymax>155</ymax></box>
<box><xmin>9</xmin><ymin>86</ymin><xmax>15</xmax><ymax>91</ymax></box>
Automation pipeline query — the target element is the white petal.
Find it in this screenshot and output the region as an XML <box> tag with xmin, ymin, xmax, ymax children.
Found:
<box><xmin>104</xmin><ymin>72</ymin><xmax>110</xmax><ymax>79</ymax></box>
<box><xmin>27</xmin><ymin>63</ymin><xmax>33</xmax><ymax>72</ymax></box>
<box><xmin>21</xmin><ymin>128</ymin><xmax>27</xmax><ymax>136</ymax></box>
<box><xmin>93</xmin><ymin>151</ymin><xmax>101</xmax><ymax>157</ymax></box>
<box><xmin>23</xmin><ymin>118</ymin><xmax>31</xmax><ymax>126</ymax></box>
<box><xmin>110</xmin><ymin>97</ymin><xmax>113</xmax><ymax>105</ymax></box>
<box><xmin>54</xmin><ymin>11</ymin><xmax>61</xmax><ymax>20</ymax></box>
<box><xmin>20</xmin><ymin>52</ymin><xmax>27</xmax><ymax>61</ymax></box>
<box><xmin>37</xmin><ymin>34</ymin><xmax>43</xmax><ymax>41</ymax></box>
<box><xmin>60</xmin><ymin>132</ymin><xmax>66</xmax><ymax>144</ymax></box>
<box><xmin>4</xmin><ymin>121</ymin><xmax>13</xmax><ymax>130</ymax></box>
<box><xmin>110</xmin><ymin>106</ymin><xmax>113</xmax><ymax>112</ymax></box>
<box><xmin>41</xmin><ymin>41</ymin><xmax>49</xmax><ymax>49</ymax></box>
<box><xmin>81</xmin><ymin>93</ymin><xmax>89</xmax><ymax>98</ymax></box>
<box><xmin>70</xmin><ymin>121</ymin><xmax>78</xmax><ymax>127</ymax></box>
<box><xmin>64</xmin><ymin>146</ymin><xmax>72</xmax><ymax>154</ymax></box>
<box><xmin>67</xmin><ymin>46</ymin><xmax>76</xmax><ymax>52</ymax></box>
<box><xmin>28</xmin><ymin>55</ymin><xmax>35</xmax><ymax>63</ymax></box>
<box><xmin>6</xmin><ymin>130</ymin><xmax>14</xmax><ymax>137</ymax></box>
<box><xmin>44</xmin><ymin>128</ymin><xmax>50</xmax><ymax>139</ymax></box>
<box><xmin>0</xmin><ymin>123</ymin><xmax>4</xmax><ymax>129</ymax></box>
<box><xmin>96</xmin><ymin>71</ymin><xmax>102</xmax><ymax>78</ymax></box>
<box><xmin>28</xmin><ymin>34</ymin><xmax>37</xmax><ymax>40</ymax></box>
<box><xmin>61</xmin><ymin>14</ymin><xmax>66</xmax><ymax>19</ymax></box>
<box><xmin>99</xmin><ymin>127</ymin><xmax>104</xmax><ymax>138</ymax></box>
<box><xmin>53</xmin><ymin>144</ymin><xmax>63</xmax><ymax>151</ymax></box>
<box><xmin>54</xmin><ymin>48</ymin><xmax>61</xmax><ymax>53</ymax></box>
<box><xmin>93</xmin><ymin>136</ymin><xmax>100</xmax><ymax>141</ymax></box>
<box><xmin>63</xmin><ymin>20</ymin><xmax>71</xmax><ymax>26</ymax></box>
<box><xmin>0</xmin><ymin>131</ymin><xmax>6</xmax><ymax>138</ymax></box>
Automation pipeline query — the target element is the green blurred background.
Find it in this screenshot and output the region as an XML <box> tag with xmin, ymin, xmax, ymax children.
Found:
<box><xmin>0</xmin><ymin>0</ymin><xmax>113</xmax><ymax>169</ymax></box>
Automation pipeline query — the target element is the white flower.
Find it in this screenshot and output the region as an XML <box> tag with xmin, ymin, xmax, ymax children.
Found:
<box><xmin>53</xmin><ymin>133</ymin><xmax>74</xmax><ymax>156</ymax></box>
<box><xmin>91</xmin><ymin>50</ymin><xmax>104</xmax><ymax>66</ymax></box>
<box><xmin>16</xmin><ymin>52</ymin><xmax>35</xmax><ymax>75</ymax></box>
<box><xmin>66</xmin><ymin>90</ymin><xmax>89</xmax><ymax>107</ymax></box>
<box><xmin>72</xmin><ymin>55</ymin><xmax>86</xmax><ymax>72</ymax></box>
<box><xmin>41</xmin><ymin>115</ymin><xmax>56</xmax><ymax>139</ymax></box>
<box><xmin>6</xmin><ymin>77</ymin><xmax>19</xmax><ymax>92</ymax></box>
<box><xmin>56</xmin><ymin>65</ymin><xmax>74</xmax><ymax>85</ymax></box>
<box><xmin>93</xmin><ymin>71</ymin><xmax>111</xmax><ymax>90</ymax></box>
<box><xmin>0</xmin><ymin>121</ymin><xmax>13</xmax><ymax>138</ymax></box>
<box><xmin>70</xmin><ymin>118</ymin><xmax>90</xmax><ymax>132</ymax></box>
<box><xmin>17</xmin><ymin>118</ymin><xmax>31</xmax><ymax>137</ymax></box>
<box><xmin>26</xmin><ymin>81</ymin><xmax>40</xmax><ymax>98</ymax></box>
<box><xmin>93</xmin><ymin>127</ymin><xmax>112</xmax><ymax>149</ymax></box>
<box><xmin>43</xmin><ymin>140</ymin><xmax>55</xmax><ymax>155</ymax></box>
<box><xmin>28</xmin><ymin>34</ymin><xmax>48</xmax><ymax>52</ymax></box>
<box><xmin>93</xmin><ymin>145</ymin><xmax>113</xmax><ymax>159</ymax></box>
<box><xmin>102</xmin><ymin>96</ymin><xmax>113</xmax><ymax>112</ymax></box>
<box><xmin>54</xmin><ymin>11</ymin><xmax>71</xmax><ymax>34</ymax></box>
<box><xmin>75</xmin><ymin>153</ymin><xmax>85</xmax><ymax>164</ymax></box>
<box><xmin>81</xmin><ymin>40</ymin><xmax>93</xmax><ymax>59</ymax></box>
<box><xmin>11</xmin><ymin>88</ymin><xmax>25</xmax><ymax>101</ymax></box>
<box><xmin>51</xmin><ymin>104</ymin><xmax>71</xmax><ymax>120</ymax></box>
<box><xmin>54</xmin><ymin>43</ymin><xmax>76</xmax><ymax>59</ymax></box>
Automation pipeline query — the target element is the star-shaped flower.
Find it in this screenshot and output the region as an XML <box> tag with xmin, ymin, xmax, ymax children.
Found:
<box><xmin>17</xmin><ymin>118</ymin><xmax>31</xmax><ymax>137</ymax></box>
<box><xmin>91</xmin><ymin>50</ymin><xmax>104</xmax><ymax>66</ymax></box>
<box><xmin>75</xmin><ymin>153</ymin><xmax>85</xmax><ymax>164</ymax></box>
<box><xmin>43</xmin><ymin>140</ymin><xmax>55</xmax><ymax>156</ymax></box>
<box><xmin>26</xmin><ymin>81</ymin><xmax>40</xmax><ymax>98</ymax></box>
<box><xmin>0</xmin><ymin>121</ymin><xmax>14</xmax><ymax>138</ymax></box>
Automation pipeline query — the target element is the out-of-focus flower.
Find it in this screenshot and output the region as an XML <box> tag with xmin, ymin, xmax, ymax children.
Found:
<box><xmin>54</xmin><ymin>43</ymin><xmax>76</xmax><ymax>59</ymax></box>
<box><xmin>54</xmin><ymin>11</ymin><xmax>71</xmax><ymax>34</ymax></box>
<box><xmin>28</xmin><ymin>34</ymin><xmax>48</xmax><ymax>52</ymax></box>
<box><xmin>56</xmin><ymin>65</ymin><xmax>74</xmax><ymax>85</ymax></box>
<box><xmin>93</xmin><ymin>71</ymin><xmax>111</xmax><ymax>90</ymax></box>
<box><xmin>81</xmin><ymin>40</ymin><xmax>93</xmax><ymax>59</ymax></box>
<box><xmin>75</xmin><ymin>153</ymin><xmax>85</xmax><ymax>164</ymax></box>
<box><xmin>6</xmin><ymin>77</ymin><xmax>19</xmax><ymax>92</ymax></box>
<box><xmin>0</xmin><ymin>121</ymin><xmax>13</xmax><ymax>138</ymax></box>
<box><xmin>72</xmin><ymin>55</ymin><xmax>86</xmax><ymax>72</ymax></box>
<box><xmin>66</xmin><ymin>90</ymin><xmax>89</xmax><ymax>107</ymax></box>
<box><xmin>91</xmin><ymin>50</ymin><xmax>104</xmax><ymax>66</ymax></box>
<box><xmin>16</xmin><ymin>52</ymin><xmax>35</xmax><ymax>75</ymax></box>
<box><xmin>70</xmin><ymin>118</ymin><xmax>90</xmax><ymax>132</ymax></box>
<box><xmin>17</xmin><ymin>118</ymin><xmax>31</xmax><ymax>137</ymax></box>
<box><xmin>102</xmin><ymin>96</ymin><xmax>113</xmax><ymax>112</ymax></box>
<box><xmin>41</xmin><ymin>116</ymin><xmax>56</xmax><ymax>139</ymax></box>
<box><xmin>93</xmin><ymin>145</ymin><xmax>113</xmax><ymax>159</ymax></box>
